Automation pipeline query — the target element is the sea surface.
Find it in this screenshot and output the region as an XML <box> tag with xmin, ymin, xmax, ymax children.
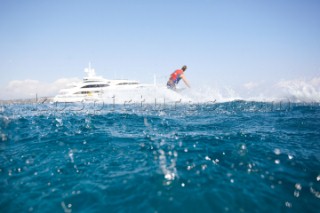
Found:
<box><xmin>0</xmin><ymin>101</ymin><xmax>319</xmax><ymax>213</ymax></box>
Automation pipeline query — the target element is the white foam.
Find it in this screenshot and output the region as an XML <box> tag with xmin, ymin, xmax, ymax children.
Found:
<box><xmin>98</xmin><ymin>80</ymin><xmax>320</xmax><ymax>104</ymax></box>
<box><xmin>276</xmin><ymin>78</ymin><xmax>320</xmax><ymax>102</ymax></box>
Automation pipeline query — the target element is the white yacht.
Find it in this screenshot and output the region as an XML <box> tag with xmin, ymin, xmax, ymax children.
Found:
<box><xmin>53</xmin><ymin>63</ymin><xmax>154</xmax><ymax>102</ymax></box>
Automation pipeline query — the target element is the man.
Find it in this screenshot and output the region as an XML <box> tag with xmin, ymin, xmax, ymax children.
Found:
<box><xmin>167</xmin><ymin>65</ymin><xmax>191</xmax><ymax>91</ymax></box>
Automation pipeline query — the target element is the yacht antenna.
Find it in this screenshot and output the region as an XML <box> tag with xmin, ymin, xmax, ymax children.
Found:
<box><xmin>85</xmin><ymin>62</ymin><xmax>95</xmax><ymax>77</ymax></box>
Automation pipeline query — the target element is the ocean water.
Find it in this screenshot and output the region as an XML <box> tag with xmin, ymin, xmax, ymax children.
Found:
<box><xmin>0</xmin><ymin>101</ymin><xmax>319</xmax><ymax>213</ymax></box>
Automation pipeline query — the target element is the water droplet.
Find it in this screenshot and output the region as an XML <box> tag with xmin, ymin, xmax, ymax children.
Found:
<box><xmin>165</xmin><ymin>172</ymin><xmax>175</xmax><ymax>181</ymax></box>
<box><xmin>274</xmin><ymin>148</ymin><xmax>281</xmax><ymax>155</ymax></box>
<box><xmin>55</xmin><ymin>118</ymin><xmax>63</xmax><ymax>127</ymax></box>
<box><xmin>201</xmin><ymin>164</ymin><xmax>207</xmax><ymax>170</ymax></box>
<box><xmin>143</xmin><ymin>117</ymin><xmax>149</xmax><ymax>127</ymax></box>
<box><xmin>68</xmin><ymin>150</ymin><xmax>74</xmax><ymax>163</ymax></box>
<box><xmin>295</xmin><ymin>183</ymin><xmax>302</xmax><ymax>190</ymax></box>
<box><xmin>1</xmin><ymin>134</ymin><xmax>7</xmax><ymax>141</ymax></box>
<box><xmin>285</xmin><ymin>202</ymin><xmax>292</xmax><ymax>208</ymax></box>
<box><xmin>212</xmin><ymin>159</ymin><xmax>218</xmax><ymax>165</ymax></box>
<box><xmin>160</xmin><ymin>139</ymin><xmax>165</xmax><ymax>146</ymax></box>
<box><xmin>310</xmin><ymin>187</ymin><xmax>320</xmax><ymax>198</ymax></box>
<box><xmin>61</xmin><ymin>201</ymin><xmax>72</xmax><ymax>213</ymax></box>
<box><xmin>173</xmin><ymin>151</ymin><xmax>178</xmax><ymax>157</ymax></box>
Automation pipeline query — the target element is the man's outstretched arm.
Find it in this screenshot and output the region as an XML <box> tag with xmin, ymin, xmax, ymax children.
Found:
<box><xmin>181</xmin><ymin>75</ymin><xmax>191</xmax><ymax>88</ymax></box>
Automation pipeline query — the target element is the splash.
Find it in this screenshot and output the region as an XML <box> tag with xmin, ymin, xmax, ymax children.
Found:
<box><xmin>277</xmin><ymin>77</ymin><xmax>320</xmax><ymax>102</ymax></box>
<box><xmin>99</xmin><ymin>78</ymin><xmax>320</xmax><ymax>104</ymax></box>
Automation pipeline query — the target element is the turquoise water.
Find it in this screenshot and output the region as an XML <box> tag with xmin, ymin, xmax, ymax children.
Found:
<box><xmin>0</xmin><ymin>102</ymin><xmax>319</xmax><ymax>212</ymax></box>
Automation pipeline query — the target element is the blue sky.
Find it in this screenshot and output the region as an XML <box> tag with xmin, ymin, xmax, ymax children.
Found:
<box><xmin>0</xmin><ymin>0</ymin><xmax>320</xmax><ymax>99</ymax></box>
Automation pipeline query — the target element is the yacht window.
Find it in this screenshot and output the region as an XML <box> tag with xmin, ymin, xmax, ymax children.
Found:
<box><xmin>117</xmin><ymin>82</ymin><xmax>138</xmax><ymax>85</ymax></box>
<box><xmin>75</xmin><ymin>91</ymin><xmax>102</xmax><ymax>94</ymax></box>
<box><xmin>81</xmin><ymin>84</ymin><xmax>109</xmax><ymax>88</ymax></box>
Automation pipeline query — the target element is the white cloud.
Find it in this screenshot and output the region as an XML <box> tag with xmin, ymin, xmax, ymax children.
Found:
<box><xmin>0</xmin><ymin>78</ymin><xmax>80</xmax><ymax>100</ymax></box>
